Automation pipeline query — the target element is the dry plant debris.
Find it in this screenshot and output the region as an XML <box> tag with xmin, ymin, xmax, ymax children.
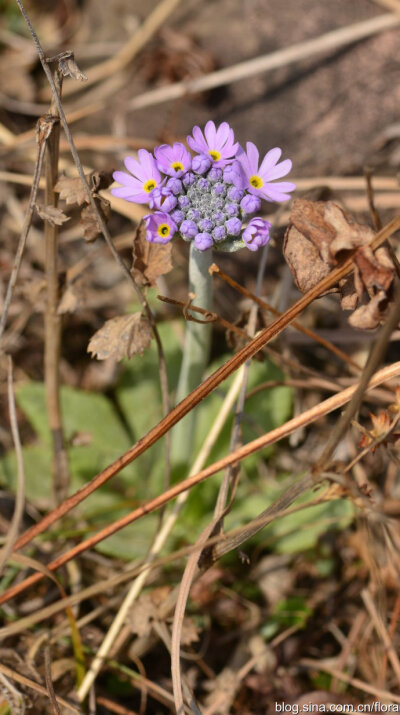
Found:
<box><xmin>131</xmin><ymin>220</ymin><xmax>174</xmax><ymax>287</ymax></box>
<box><xmin>55</xmin><ymin>169</ymin><xmax>113</xmax><ymax>242</ymax></box>
<box><xmin>88</xmin><ymin>312</ymin><xmax>153</xmax><ymax>361</ymax></box>
<box><xmin>284</xmin><ymin>198</ymin><xmax>396</xmax><ymax>329</ymax></box>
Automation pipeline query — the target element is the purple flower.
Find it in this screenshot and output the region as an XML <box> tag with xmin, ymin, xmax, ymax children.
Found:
<box><xmin>212</xmin><ymin>182</ymin><xmax>226</xmax><ymax>196</ymax></box>
<box><xmin>194</xmin><ymin>232</ymin><xmax>213</xmax><ymax>251</ymax></box>
<box><xmin>225</xmin><ymin>217</ymin><xmax>242</xmax><ymax>236</ymax></box>
<box><xmin>149</xmin><ymin>187</ymin><xmax>177</xmax><ymax>212</ymax></box>
<box><xmin>227</xmin><ymin>186</ymin><xmax>244</xmax><ymax>202</ymax></box>
<box><xmin>180</xmin><ymin>219</ymin><xmax>198</xmax><ymax>239</ymax></box>
<box><xmin>212</xmin><ymin>226</ymin><xmax>227</xmax><ymax>242</ymax></box>
<box><xmin>143</xmin><ymin>212</ymin><xmax>177</xmax><ymax>244</ymax></box>
<box><xmin>187</xmin><ymin>121</ymin><xmax>238</xmax><ymax>168</ymax></box>
<box><xmin>154</xmin><ymin>142</ymin><xmax>191</xmax><ymax>177</ymax></box>
<box><xmin>182</xmin><ymin>171</ymin><xmax>196</xmax><ymax>187</ymax></box>
<box><xmin>225</xmin><ymin>203</ymin><xmax>239</xmax><ymax>217</ymax></box>
<box><xmin>166</xmin><ymin>177</ymin><xmax>183</xmax><ymax>195</ymax></box>
<box><xmin>236</xmin><ymin>143</ymin><xmax>296</xmax><ymax>202</ymax></box>
<box><xmin>111</xmin><ymin>150</ymin><xmax>161</xmax><ymax>204</ymax></box>
<box><xmin>242</xmin><ymin>217</ymin><xmax>271</xmax><ymax>251</ymax></box>
<box><xmin>198</xmin><ymin>218</ymin><xmax>213</xmax><ymax>232</ymax></box>
<box><xmin>240</xmin><ymin>194</ymin><xmax>261</xmax><ymax>214</ymax></box>
<box><xmin>192</xmin><ymin>154</ymin><xmax>212</xmax><ymax>175</ymax></box>
<box><xmin>223</xmin><ymin>160</ymin><xmax>244</xmax><ymax>187</ymax></box>
<box><xmin>208</xmin><ymin>167</ymin><xmax>223</xmax><ymax>182</ymax></box>
<box><xmin>171</xmin><ymin>209</ymin><xmax>184</xmax><ymax>225</ymax></box>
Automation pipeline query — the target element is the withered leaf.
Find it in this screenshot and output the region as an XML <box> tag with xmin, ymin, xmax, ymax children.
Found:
<box><xmin>180</xmin><ymin>616</ymin><xmax>200</xmax><ymax>646</ymax></box>
<box><xmin>58</xmin><ymin>53</ymin><xmax>88</xmax><ymax>82</ymax></box>
<box><xmin>80</xmin><ymin>197</ymin><xmax>110</xmax><ymax>242</ymax></box>
<box><xmin>129</xmin><ymin>595</ymin><xmax>155</xmax><ymax>638</ymax></box>
<box><xmin>354</xmin><ymin>245</ymin><xmax>394</xmax><ymax>295</ymax></box>
<box><xmin>129</xmin><ymin>588</ymin><xmax>170</xmax><ymax>637</ymax></box>
<box><xmin>55</xmin><ymin>174</ymin><xmax>89</xmax><ymax>206</ymax></box>
<box><xmin>57</xmin><ymin>280</ymin><xmax>85</xmax><ymax>315</ymax></box>
<box><xmin>36</xmin><ymin>204</ymin><xmax>70</xmax><ymax>226</ymax></box>
<box><xmin>283</xmin><ymin>223</ymin><xmax>334</xmax><ymax>295</ymax></box>
<box><xmin>55</xmin><ymin>171</ymin><xmax>114</xmax><ymax>207</ymax></box>
<box><xmin>132</xmin><ymin>220</ymin><xmax>173</xmax><ymax>287</ymax></box>
<box><xmin>88</xmin><ymin>312</ymin><xmax>152</xmax><ymax>361</ymax></box>
<box><xmin>284</xmin><ymin>198</ymin><xmax>395</xmax><ymax>330</ymax></box>
<box><xmin>90</xmin><ymin>170</ymin><xmax>115</xmax><ymax>193</ymax></box>
<box><xmin>348</xmin><ymin>290</ymin><xmax>388</xmax><ymax>330</ymax></box>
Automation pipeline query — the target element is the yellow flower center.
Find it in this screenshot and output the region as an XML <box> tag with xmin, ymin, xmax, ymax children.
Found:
<box><xmin>157</xmin><ymin>223</ymin><xmax>171</xmax><ymax>238</ymax></box>
<box><xmin>249</xmin><ymin>175</ymin><xmax>263</xmax><ymax>189</ymax></box>
<box><xmin>143</xmin><ymin>179</ymin><xmax>157</xmax><ymax>193</ymax></box>
<box><xmin>208</xmin><ymin>150</ymin><xmax>221</xmax><ymax>162</ymax></box>
<box><xmin>171</xmin><ymin>161</ymin><xmax>184</xmax><ymax>172</ymax></box>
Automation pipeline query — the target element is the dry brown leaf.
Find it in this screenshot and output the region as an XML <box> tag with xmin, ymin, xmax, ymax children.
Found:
<box><xmin>57</xmin><ymin>281</ymin><xmax>85</xmax><ymax>315</ymax></box>
<box><xmin>132</xmin><ymin>220</ymin><xmax>173</xmax><ymax>287</ymax></box>
<box><xmin>88</xmin><ymin>312</ymin><xmax>152</xmax><ymax>361</ymax></box>
<box><xmin>284</xmin><ymin>199</ymin><xmax>395</xmax><ymax>330</ymax></box>
<box><xmin>57</xmin><ymin>52</ymin><xmax>88</xmax><ymax>82</ymax></box>
<box><xmin>36</xmin><ymin>204</ymin><xmax>70</xmax><ymax>226</ymax></box>
<box><xmin>129</xmin><ymin>595</ymin><xmax>155</xmax><ymax>638</ymax></box>
<box><xmin>55</xmin><ymin>175</ymin><xmax>89</xmax><ymax>206</ymax></box>
<box><xmin>80</xmin><ymin>198</ymin><xmax>110</xmax><ymax>243</ymax></box>
<box><xmin>348</xmin><ymin>291</ymin><xmax>388</xmax><ymax>330</ymax></box>
<box><xmin>180</xmin><ymin>616</ymin><xmax>200</xmax><ymax>646</ymax></box>
<box><xmin>283</xmin><ymin>224</ymin><xmax>334</xmax><ymax>296</ymax></box>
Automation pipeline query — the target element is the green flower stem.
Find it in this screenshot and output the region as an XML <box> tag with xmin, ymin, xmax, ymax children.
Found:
<box><xmin>171</xmin><ymin>243</ymin><xmax>213</xmax><ymax>468</ymax></box>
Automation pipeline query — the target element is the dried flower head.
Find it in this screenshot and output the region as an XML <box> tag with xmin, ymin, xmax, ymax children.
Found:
<box><xmin>112</xmin><ymin>121</ymin><xmax>295</xmax><ymax>251</ymax></box>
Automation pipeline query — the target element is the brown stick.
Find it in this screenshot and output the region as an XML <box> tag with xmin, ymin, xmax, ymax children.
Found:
<box><xmin>44</xmin><ymin>71</ymin><xmax>70</xmax><ymax>505</ymax></box>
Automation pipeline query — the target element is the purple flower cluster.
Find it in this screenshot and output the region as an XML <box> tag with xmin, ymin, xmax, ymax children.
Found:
<box><xmin>111</xmin><ymin>121</ymin><xmax>296</xmax><ymax>251</ymax></box>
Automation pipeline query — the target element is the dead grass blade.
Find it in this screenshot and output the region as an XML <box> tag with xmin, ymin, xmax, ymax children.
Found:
<box><xmin>0</xmin><ymin>116</ymin><xmax>54</xmax><ymax>343</ymax></box>
<box><xmin>44</xmin><ymin>644</ymin><xmax>61</xmax><ymax>715</ymax></box>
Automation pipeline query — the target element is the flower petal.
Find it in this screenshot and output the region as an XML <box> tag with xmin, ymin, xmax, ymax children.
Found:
<box><xmin>204</xmin><ymin>120</ymin><xmax>217</xmax><ymax>146</ymax></box>
<box><xmin>113</xmin><ymin>170</ymin><xmax>141</xmax><ymax>188</ymax></box>
<box><xmin>259</xmin><ymin>147</ymin><xmax>282</xmax><ymax>176</ymax></box>
<box><xmin>262</xmin><ymin>158</ymin><xmax>292</xmax><ymax>182</ymax></box>
<box><xmin>245</xmin><ymin>142</ymin><xmax>260</xmax><ymax>174</ymax></box>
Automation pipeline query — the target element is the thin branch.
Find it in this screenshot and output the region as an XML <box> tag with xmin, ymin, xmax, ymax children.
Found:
<box><xmin>0</xmin><ymin>116</ymin><xmax>52</xmax><ymax>343</ymax></box>
<box><xmin>2</xmin><ymin>359</ymin><xmax>400</xmax><ymax>608</ymax></box>
<box><xmin>44</xmin><ymin>644</ymin><xmax>61</xmax><ymax>715</ymax></box>
<box><xmin>0</xmin><ymin>358</ymin><xmax>26</xmax><ymax>575</ymax></box>
<box><xmin>43</xmin><ymin>70</ymin><xmax>70</xmax><ymax>505</ymax></box>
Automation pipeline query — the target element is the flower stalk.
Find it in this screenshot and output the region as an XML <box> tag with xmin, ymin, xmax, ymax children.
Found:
<box><xmin>171</xmin><ymin>244</ymin><xmax>213</xmax><ymax>467</ymax></box>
